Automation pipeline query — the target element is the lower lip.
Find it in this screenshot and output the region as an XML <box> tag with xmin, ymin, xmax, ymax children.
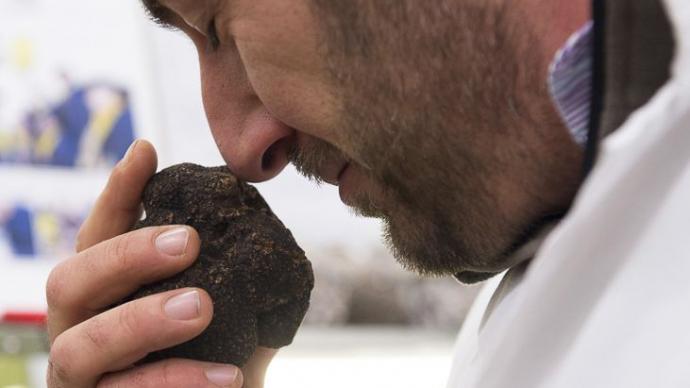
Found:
<box><xmin>338</xmin><ymin>164</ymin><xmax>354</xmax><ymax>204</ymax></box>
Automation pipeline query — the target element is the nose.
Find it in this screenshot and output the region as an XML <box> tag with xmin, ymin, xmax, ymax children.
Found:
<box><xmin>198</xmin><ymin>42</ymin><xmax>295</xmax><ymax>183</ymax></box>
<box><xmin>219</xmin><ymin>111</ymin><xmax>295</xmax><ymax>183</ymax></box>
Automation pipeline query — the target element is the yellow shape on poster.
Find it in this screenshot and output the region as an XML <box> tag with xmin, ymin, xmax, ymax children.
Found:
<box><xmin>0</xmin><ymin>355</ymin><xmax>28</xmax><ymax>386</ymax></box>
<box><xmin>87</xmin><ymin>96</ymin><xmax>123</xmax><ymax>143</ymax></box>
<box><xmin>0</xmin><ymin>132</ymin><xmax>12</xmax><ymax>153</ymax></box>
<box><xmin>36</xmin><ymin>212</ymin><xmax>60</xmax><ymax>247</ymax></box>
<box><xmin>34</xmin><ymin>124</ymin><xmax>59</xmax><ymax>161</ymax></box>
<box><xmin>10</xmin><ymin>37</ymin><xmax>34</xmax><ymax>71</ymax></box>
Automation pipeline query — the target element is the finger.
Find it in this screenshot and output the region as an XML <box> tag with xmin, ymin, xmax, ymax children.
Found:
<box><xmin>76</xmin><ymin>139</ymin><xmax>158</xmax><ymax>253</ymax></box>
<box><xmin>98</xmin><ymin>359</ymin><xmax>243</xmax><ymax>388</ymax></box>
<box><xmin>47</xmin><ymin>225</ymin><xmax>201</xmax><ymax>342</ymax></box>
<box><xmin>242</xmin><ymin>347</ymin><xmax>278</xmax><ymax>388</ymax></box>
<box><xmin>48</xmin><ymin>288</ymin><xmax>214</xmax><ymax>388</ymax></box>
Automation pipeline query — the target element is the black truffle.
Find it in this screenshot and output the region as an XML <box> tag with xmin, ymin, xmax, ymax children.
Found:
<box><xmin>129</xmin><ymin>163</ymin><xmax>314</xmax><ymax>366</ymax></box>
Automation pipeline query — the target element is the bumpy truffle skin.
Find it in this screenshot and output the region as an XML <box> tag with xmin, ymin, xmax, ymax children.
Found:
<box><xmin>129</xmin><ymin>163</ymin><xmax>314</xmax><ymax>366</ymax></box>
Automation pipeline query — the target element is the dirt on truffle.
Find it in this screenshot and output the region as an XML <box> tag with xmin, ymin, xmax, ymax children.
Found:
<box><xmin>128</xmin><ymin>163</ymin><xmax>314</xmax><ymax>367</ymax></box>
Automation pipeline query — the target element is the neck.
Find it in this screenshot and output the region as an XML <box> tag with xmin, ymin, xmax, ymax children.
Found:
<box><xmin>522</xmin><ymin>0</ymin><xmax>591</xmax><ymax>76</ymax></box>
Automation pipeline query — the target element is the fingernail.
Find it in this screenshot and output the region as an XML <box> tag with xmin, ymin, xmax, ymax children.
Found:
<box><xmin>156</xmin><ymin>227</ymin><xmax>189</xmax><ymax>256</ymax></box>
<box><xmin>123</xmin><ymin>140</ymin><xmax>139</xmax><ymax>163</ymax></box>
<box><xmin>206</xmin><ymin>366</ymin><xmax>239</xmax><ymax>387</ymax></box>
<box><xmin>164</xmin><ymin>290</ymin><xmax>200</xmax><ymax>320</ymax></box>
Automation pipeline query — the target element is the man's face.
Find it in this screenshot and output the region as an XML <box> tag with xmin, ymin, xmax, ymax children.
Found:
<box><xmin>144</xmin><ymin>0</ymin><xmax>583</xmax><ymax>279</ymax></box>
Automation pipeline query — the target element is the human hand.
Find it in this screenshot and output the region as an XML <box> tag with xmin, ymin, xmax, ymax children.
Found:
<box><xmin>46</xmin><ymin>140</ymin><xmax>276</xmax><ymax>387</ymax></box>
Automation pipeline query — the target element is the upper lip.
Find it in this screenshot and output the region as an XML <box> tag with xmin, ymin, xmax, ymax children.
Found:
<box><xmin>337</xmin><ymin>162</ymin><xmax>350</xmax><ymax>183</ymax></box>
<box><xmin>321</xmin><ymin>161</ymin><xmax>349</xmax><ymax>186</ymax></box>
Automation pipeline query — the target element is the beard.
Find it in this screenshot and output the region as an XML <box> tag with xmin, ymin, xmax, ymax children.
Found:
<box><xmin>295</xmin><ymin>1</ymin><xmax>581</xmax><ymax>279</ymax></box>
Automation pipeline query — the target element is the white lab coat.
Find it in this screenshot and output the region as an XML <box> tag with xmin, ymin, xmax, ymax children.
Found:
<box><xmin>447</xmin><ymin>0</ymin><xmax>690</xmax><ymax>387</ymax></box>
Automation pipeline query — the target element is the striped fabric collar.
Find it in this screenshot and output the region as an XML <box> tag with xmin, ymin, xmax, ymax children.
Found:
<box><xmin>548</xmin><ymin>21</ymin><xmax>594</xmax><ymax>146</ymax></box>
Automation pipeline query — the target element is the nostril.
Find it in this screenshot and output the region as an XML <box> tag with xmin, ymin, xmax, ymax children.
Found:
<box><xmin>261</xmin><ymin>136</ymin><xmax>293</xmax><ymax>174</ymax></box>
<box><xmin>223</xmin><ymin>113</ymin><xmax>296</xmax><ymax>182</ymax></box>
<box><xmin>261</xmin><ymin>144</ymin><xmax>277</xmax><ymax>171</ymax></box>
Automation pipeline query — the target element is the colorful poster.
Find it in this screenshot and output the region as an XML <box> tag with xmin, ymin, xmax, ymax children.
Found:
<box><xmin>0</xmin><ymin>82</ymin><xmax>136</xmax><ymax>168</ymax></box>
<box><xmin>0</xmin><ymin>0</ymin><xmax>161</xmax><ymax>320</ymax></box>
<box><xmin>0</xmin><ymin>0</ymin><xmax>162</xmax><ymax>169</ymax></box>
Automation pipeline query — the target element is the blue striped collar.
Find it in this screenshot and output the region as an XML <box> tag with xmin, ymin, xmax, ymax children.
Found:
<box><xmin>548</xmin><ymin>21</ymin><xmax>594</xmax><ymax>146</ymax></box>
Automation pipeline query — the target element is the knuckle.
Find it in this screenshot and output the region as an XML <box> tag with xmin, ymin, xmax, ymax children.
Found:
<box><xmin>49</xmin><ymin>336</ymin><xmax>78</xmax><ymax>384</ymax></box>
<box><xmin>107</xmin><ymin>233</ymin><xmax>136</xmax><ymax>272</ymax></box>
<box><xmin>130</xmin><ymin>368</ymin><xmax>151</xmax><ymax>387</ymax></box>
<box><xmin>82</xmin><ymin>315</ymin><xmax>111</xmax><ymax>351</ymax></box>
<box><xmin>116</xmin><ymin>301</ymin><xmax>161</xmax><ymax>360</ymax></box>
<box><xmin>117</xmin><ymin>302</ymin><xmax>143</xmax><ymax>341</ymax></box>
<box><xmin>160</xmin><ymin>361</ymin><xmax>177</xmax><ymax>387</ymax></box>
<box><xmin>99</xmin><ymin>369</ymin><xmax>148</xmax><ymax>388</ymax></box>
<box><xmin>113</xmin><ymin>368</ymin><xmax>150</xmax><ymax>388</ymax></box>
<box><xmin>47</xmin><ymin>361</ymin><xmax>68</xmax><ymax>388</ymax></box>
<box><xmin>46</xmin><ymin>265</ymin><xmax>66</xmax><ymax>309</ymax></box>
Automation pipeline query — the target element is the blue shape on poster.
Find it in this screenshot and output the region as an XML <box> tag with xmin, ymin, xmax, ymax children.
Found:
<box><xmin>5</xmin><ymin>206</ymin><xmax>35</xmax><ymax>257</ymax></box>
<box><xmin>51</xmin><ymin>88</ymin><xmax>90</xmax><ymax>167</ymax></box>
<box><xmin>0</xmin><ymin>83</ymin><xmax>136</xmax><ymax>168</ymax></box>
<box><xmin>102</xmin><ymin>100</ymin><xmax>135</xmax><ymax>163</ymax></box>
<box><xmin>51</xmin><ymin>86</ymin><xmax>135</xmax><ymax>167</ymax></box>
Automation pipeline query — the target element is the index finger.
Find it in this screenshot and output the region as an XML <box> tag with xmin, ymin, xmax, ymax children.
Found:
<box><xmin>76</xmin><ymin>139</ymin><xmax>158</xmax><ymax>252</ymax></box>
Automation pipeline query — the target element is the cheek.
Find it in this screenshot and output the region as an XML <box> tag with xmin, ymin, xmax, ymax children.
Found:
<box><xmin>196</xmin><ymin>44</ymin><xmax>267</xmax><ymax>163</ymax></box>
<box><xmin>231</xmin><ymin>18</ymin><xmax>342</xmax><ymax>147</ymax></box>
<box><xmin>244</xmin><ymin>62</ymin><xmax>337</xmax><ymax>140</ymax></box>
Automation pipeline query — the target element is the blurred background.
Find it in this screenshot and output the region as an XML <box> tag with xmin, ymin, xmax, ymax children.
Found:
<box><xmin>0</xmin><ymin>1</ymin><xmax>481</xmax><ymax>386</ymax></box>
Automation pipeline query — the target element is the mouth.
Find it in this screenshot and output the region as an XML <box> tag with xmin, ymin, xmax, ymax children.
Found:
<box><xmin>337</xmin><ymin>162</ymin><xmax>355</xmax><ymax>204</ymax></box>
<box><xmin>318</xmin><ymin>159</ymin><xmax>350</xmax><ymax>186</ymax></box>
<box><xmin>336</xmin><ymin>162</ymin><xmax>350</xmax><ymax>184</ymax></box>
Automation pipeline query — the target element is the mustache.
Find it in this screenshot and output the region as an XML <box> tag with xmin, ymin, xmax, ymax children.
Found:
<box><xmin>287</xmin><ymin>136</ymin><xmax>349</xmax><ymax>184</ymax></box>
<box><xmin>288</xmin><ymin>135</ymin><xmax>387</xmax><ymax>220</ymax></box>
